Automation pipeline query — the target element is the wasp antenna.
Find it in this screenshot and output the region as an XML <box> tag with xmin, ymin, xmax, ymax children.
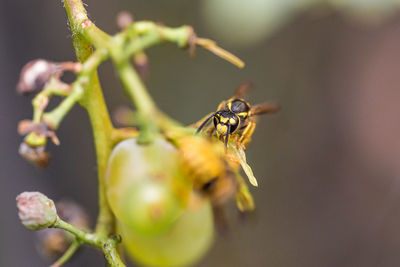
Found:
<box><xmin>196</xmin><ymin>112</ymin><xmax>216</xmax><ymax>133</ymax></box>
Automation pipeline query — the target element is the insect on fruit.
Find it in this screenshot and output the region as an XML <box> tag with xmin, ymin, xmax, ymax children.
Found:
<box><xmin>196</xmin><ymin>82</ymin><xmax>280</xmax><ymax>148</ymax></box>
<box><xmin>105</xmin><ymin>137</ymin><xmax>214</xmax><ymax>267</ymax></box>
<box><xmin>177</xmin><ymin>136</ymin><xmax>237</xmax><ymax>207</ymax></box>
<box><xmin>177</xmin><ymin>135</ymin><xmax>242</xmax><ymax>231</ymax></box>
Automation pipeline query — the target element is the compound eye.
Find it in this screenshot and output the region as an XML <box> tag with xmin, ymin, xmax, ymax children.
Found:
<box><xmin>231</xmin><ymin>99</ymin><xmax>250</xmax><ymax>113</ymax></box>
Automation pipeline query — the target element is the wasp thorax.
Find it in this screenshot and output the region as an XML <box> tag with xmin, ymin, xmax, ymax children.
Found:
<box><xmin>230</xmin><ymin>99</ymin><xmax>250</xmax><ymax>112</ymax></box>
<box><xmin>229</xmin><ymin>99</ymin><xmax>250</xmax><ymax>119</ymax></box>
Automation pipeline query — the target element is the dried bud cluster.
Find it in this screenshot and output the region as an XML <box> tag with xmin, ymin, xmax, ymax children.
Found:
<box><xmin>16</xmin><ymin>59</ymin><xmax>82</xmax><ymax>168</ymax></box>
<box><xmin>18</xmin><ymin>120</ymin><xmax>59</xmax><ymax>145</ymax></box>
<box><xmin>16</xmin><ymin>192</ymin><xmax>58</xmax><ymax>230</ymax></box>
<box><xmin>17</xmin><ymin>119</ymin><xmax>59</xmax><ymax>169</ymax></box>
<box><xmin>17</xmin><ymin>59</ymin><xmax>59</xmax><ymax>94</ymax></box>
<box><xmin>18</xmin><ymin>142</ymin><xmax>50</xmax><ymax>168</ymax></box>
<box><xmin>16</xmin><ymin>59</ymin><xmax>81</xmax><ymax>95</ymax></box>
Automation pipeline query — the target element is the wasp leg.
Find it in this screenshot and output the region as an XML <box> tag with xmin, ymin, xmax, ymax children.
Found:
<box><xmin>231</xmin><ymin>134</ymin><xmax>241</xmax><ymax>148</ymax></box>
<box><xmin>238</xmin><ymin>121</ymin><xmax>256</xmax><ymax>149</ymax></box>
<box><xmin>212</xmin><ymin>204</ymin><xmax>230</xmax><ymax>234</ymax></box>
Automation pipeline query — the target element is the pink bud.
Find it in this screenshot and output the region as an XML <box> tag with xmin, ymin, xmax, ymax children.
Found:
<box><xmin>116</xmin><ymin>11</ymin><xmax>134</xmax><ymax>30</ymax></box>
<box><xmin>16</xmin><ymin>192</ymin><xmax>57</xmax><ymax>230</ymax></box>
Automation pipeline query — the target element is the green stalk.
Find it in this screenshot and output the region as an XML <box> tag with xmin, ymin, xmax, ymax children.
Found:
<box><xmin>62</xmin><ymin>0</ymin><xmax>115</xmax><ymax>242</ymax></box>
<box><xmin>53</xmin><ymin>218</ymin><xmax>124</xmax><ymax>267</ymax></box>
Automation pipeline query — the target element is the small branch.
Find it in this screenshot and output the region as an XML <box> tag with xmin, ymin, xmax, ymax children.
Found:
<box><xmin>53</xmin><ymin>219</ymin><xmax>98</xmax><ymax>246</ymax></box>
<box><xmin>194</xmin><ymin>38</ymin><xmax>245</xmax><ymax>68</ymax></box>
<box><xmin>102</xmin><ymin>236</ymin><xmax>125</xmax><ymax>267</ymax></box>
<box><xmin>115</xmin><ymin>60</ymin><xmax>157</xmax><ymax>144</ymax></box>
<box><xmin>50</xmin><ymin>240</ymin><xmax>81</xmax><ymax>267</ymax></box>
<box><xmin>52</xmin><ymin>218</ymin><xmax>125</xmax><ymax>266</ymax></box>
<box><xmin>31</xmin><ymin>78</ymin><xmax>71</xmax><ymax>123</ymax></box>
<box><xmin>123</xmin><ymin>22</ymin><xmax>191</xmax><ymax>57</ymax></box>
<box><xmin>43</xmin><ymin>48</ymin><xmax>109</xmax><ymax>128</ymax></box>
<box><xmin>42</xmin><ymin>83</ymin><xmax>84</xmax><ymax>128</ymax></box>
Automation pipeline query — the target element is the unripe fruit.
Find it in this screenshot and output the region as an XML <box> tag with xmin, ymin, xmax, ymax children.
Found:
<box><xmin>105</xmin><ymin>138</ymin><xmax>214</xmax><ymax>266</ymax></box>
<box><xmin>119</xmin><ymin>202</ymin><xmax>214</xmax><ymax>267</ymax></box>
<box><xmin>106</xmin><ymin>138</ymin><xmax>186</xmax><ymax>235</ymax></box>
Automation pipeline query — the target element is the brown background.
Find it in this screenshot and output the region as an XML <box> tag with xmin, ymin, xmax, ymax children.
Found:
<box><xmin>2</xmin><ymin>1</ymin><xmax>400</xmax><ymax>266</ymax></box>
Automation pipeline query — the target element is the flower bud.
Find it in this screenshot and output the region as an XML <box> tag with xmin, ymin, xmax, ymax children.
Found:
<box><xmin>16</xmin><ymin>192</ymin><xmax>58</xmax><ymax>230</ymax></box>
<box><xmin>116</xmin><ymin>11</ymin><xmax>134</xmax><ymax>30</ymax></box>
<box><xmin>113</xmin><ymin>106</ymin><xmax>137</xmax><ymax>126</ymax></box>
<box><xmin>17</xmin><ymin>59</ymin><xmax>59</xmax><ymax>94</ymax></box>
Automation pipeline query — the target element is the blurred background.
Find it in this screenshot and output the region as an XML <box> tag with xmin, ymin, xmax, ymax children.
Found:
<box><xmin>2</xmin><ymin>0</ymin><xmax>400</xmax><ymax>266</ymax></box>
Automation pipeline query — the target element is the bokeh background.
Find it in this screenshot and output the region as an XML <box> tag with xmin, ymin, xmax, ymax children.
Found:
<box><xmin>3</xmin><ymin>0</ymin><xmax>400</xmax><ymax>266</ymax></box>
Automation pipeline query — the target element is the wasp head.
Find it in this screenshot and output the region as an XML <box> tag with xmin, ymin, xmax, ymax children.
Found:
<box><xmin>213</xmin><ymin>111</ymin><xmax>239</xmax><ymax>137</ymax></box>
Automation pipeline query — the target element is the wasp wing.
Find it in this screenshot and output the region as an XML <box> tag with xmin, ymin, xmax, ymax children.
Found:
<box><xmin>233</xmin><ymin>81</ymin><xmax>253</xmax><ymax>99</ymax></box>
<box><xmin>249</xmin><ymin>102</ymin><xmax>281</xmax><ymax>116</ymax></box>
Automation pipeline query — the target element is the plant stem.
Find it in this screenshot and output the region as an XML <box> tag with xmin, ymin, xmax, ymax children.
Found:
<box><xmin>62</xmin><ymin>3</ymin><xmax>126</xmax><ymax>266</ymax></box>
<box><xmin>102</xmin><ymin>237</ymin><xmax>125</xmax><ymax>267</ymax></box>
<box><xmin>54</xmin><ymin>219</ymin><xmax>99</xmax><ymax>246</ymax></box>
<box><xmin>43</xmin><ymin>48</ymin><xmax>109</xmax><ymax>128</ymax></box>
<box><xmin>114</xmin><ymin>60</ymin><xmax>158</xmax><ymax>143</ymax></box>
<box><xmin>62</xmin><ymin>0</ymin><xmax>115</xmax><ymax>242</ymax></box>
<box><xmin>53</xmin><ymin>218</ymin><xmax>125</xmax><ymax>266</ymax></box>
<box><xmin>63</xmin><ymin>0</ymin><xmax>110</xmax><ymax>47</ymax></box>
<box><xmin>43</xmin><ymin>83</ymin><xmax>84</xmax><ymax>128</ymax></box>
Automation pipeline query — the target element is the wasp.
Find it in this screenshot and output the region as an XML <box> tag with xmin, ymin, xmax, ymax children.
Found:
<box><xmin>176</xmin><ymin>133</ymin><xmax>258</xmax><ymax>231</ymax></box>
<box><xmin>177</xmin><ymin>136</ymin><xmax>237</xmax><ymax>207</ymax></box>
<box><xmin>177</xmin><ymin>135</ymin><xmax>251</xmax><ymax>231</ymax></box>
<box><xmin>196</xmin><ymin>82</ymin><xmax>280</xmax><ymax>148</ymax></box>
